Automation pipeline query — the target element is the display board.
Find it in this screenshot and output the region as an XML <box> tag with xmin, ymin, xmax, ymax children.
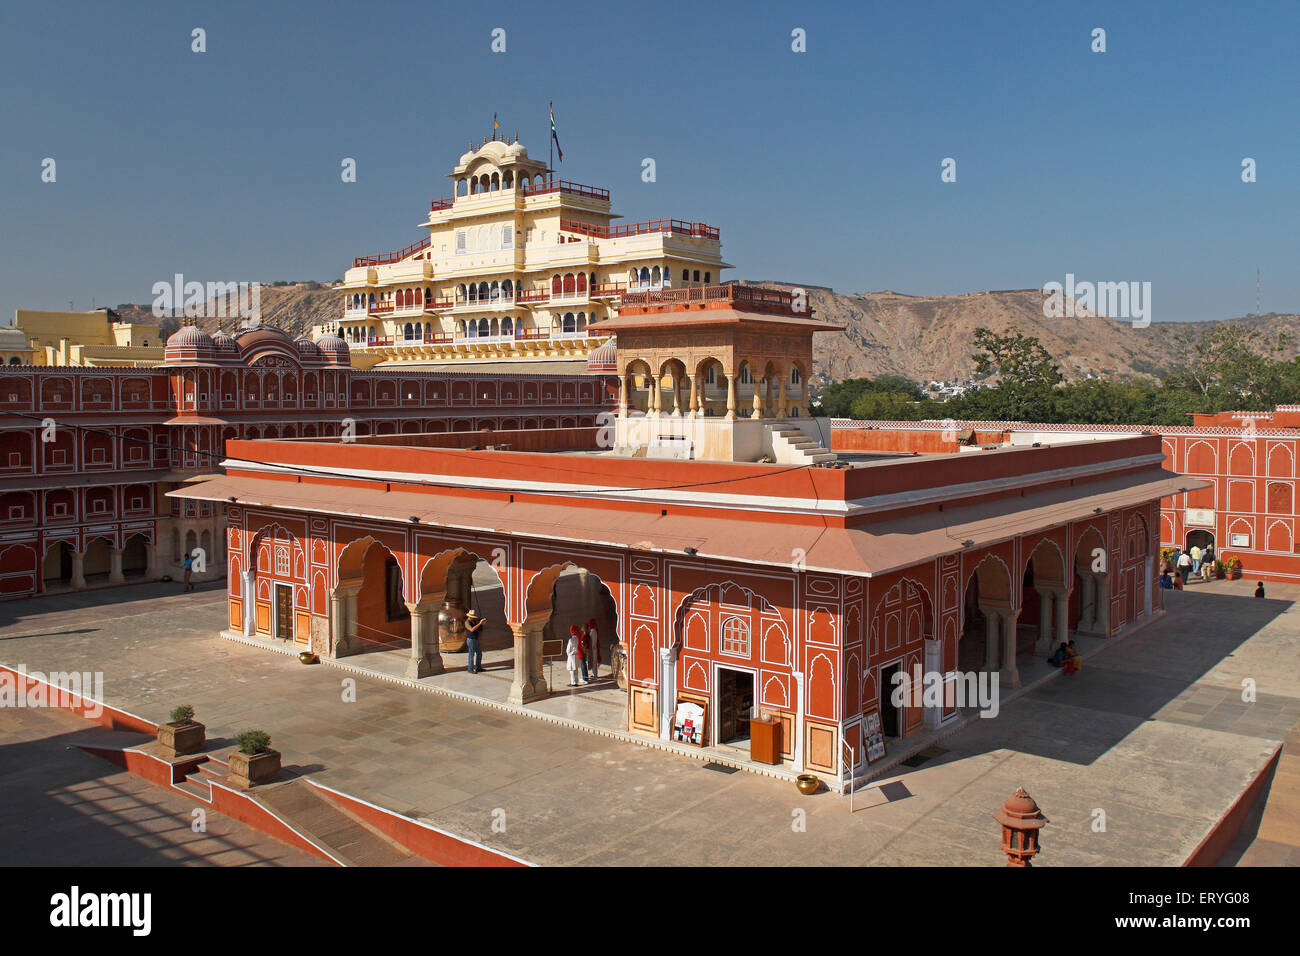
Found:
<box><xmin>672</xmin><ymin>698</ymin><xmax>707</xmax><ymax>747</ymax></box>
<box><xmin>862</xmin><ymin>706</ymin><xmax>888</xmax><ymax>764</ymax></box>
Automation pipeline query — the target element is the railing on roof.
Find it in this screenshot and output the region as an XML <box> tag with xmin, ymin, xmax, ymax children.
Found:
<box><xmin>353</xmin><ymin>235</ymin><xmax>432</xmax><ymax>268</ymax></box>
<box><xmin>430</xmin><ymin>197</ymin><xmax>454</xmax><ymax>212</ymax></box>
<box><xmin>560</xmin><ymin>218</ymin><xmax>719</xmax><ymax>241</ymax></box>
<box><xmin>620</xmin><ymin>283</ymin><xmax>811</xmax><ymax>316</ymax></box>
<box><xmin>521</xmin><ymin>179</ymin><xmax>610</xmax><ymax>201</ymax></box>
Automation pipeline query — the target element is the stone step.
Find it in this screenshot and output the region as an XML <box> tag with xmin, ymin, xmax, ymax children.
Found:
<box><xmin>174</xmin><ymin>777</ymin><xmax>212</xmax><ymax>802</ymax></box>
<box><xmin>254</xmin><ymin>781</ymin><xmax>421</xmax><ymax>867</ymax></box>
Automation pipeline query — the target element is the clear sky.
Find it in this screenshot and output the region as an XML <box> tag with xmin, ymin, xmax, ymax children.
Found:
<box><xmin>1</xmin><ymin>0</ymin><xmax>1296</xmax><ymax>325</ymax></box>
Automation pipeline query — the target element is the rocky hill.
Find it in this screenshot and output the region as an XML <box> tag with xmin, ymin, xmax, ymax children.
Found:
<box><xmin>115</xmin><ymin>281</ymin><xmax>1300</xmax><ymax>384</ymax></box>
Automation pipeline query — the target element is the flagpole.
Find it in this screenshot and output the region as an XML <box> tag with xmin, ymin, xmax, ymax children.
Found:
<box><xmin>548</xmin><ymin>101</ymin><xmax>553</xmax><ymax>176</ymax></box>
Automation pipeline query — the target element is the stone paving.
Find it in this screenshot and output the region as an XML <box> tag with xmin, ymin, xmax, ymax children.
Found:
<box><xmin>0</xmin><ymin>703</ymin><xmax>325</xmax><ymax>867</ymax></box>
<box><xmin>0</xmin><ymin>577</ymin><xmax>1296</xmax><ymax>866</ymax></box>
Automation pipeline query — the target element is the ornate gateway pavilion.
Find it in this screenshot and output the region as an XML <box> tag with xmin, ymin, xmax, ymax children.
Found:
<box><xmin>172</xmin><ymin>293</ymin><xmax>1195</xmax><ymax>782</ymax></box>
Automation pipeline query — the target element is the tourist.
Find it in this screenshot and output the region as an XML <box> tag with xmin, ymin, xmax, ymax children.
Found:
<box><xmin>1172</xmin><ymin>572</ymin><xmax>1183</xmax><ymax>590</ymax></box>
<box><xmin>1177</xmin><ymin>549</ymin><xmax>1192</xmax><ymax>584</ymax></box>
<box><xmin>1190</xmin><ymin>544</ymin><xmax>1202</xmax><ymax>575</ymax></box>
<box><xmin>1064</xmin><ymin>640</ymin><xmax>1082</xmax><ymax>675</ymax></box>
<box><xmin>565</xmin><ymin>625</ymin><xmax>582</xmax><ymax>687</ymax></box>
<box><xmin>465</xmin><ymin>610</ymin><xmax>485</xmax><ymax>673</ymax></box>
<box><xmin>585</xmin><ymin>617</ymin><xmax>601</xmax><ymax>680</ymax></box>
<box><xmin>1200</xmin><ymin>556</ymin><xmax>1214</xmax><ymax>583</ymax></box>
<box><xmin>1159</xmin><ymin>569</ymin><xmax>1173</xmax><ymax>589</ymax></box>
<box><xmin>183</xmin><ymin>552</ymin><xmax>194</xmax><ymax>592</ymax></box>
<box><xmin>1048</xmin><ymin>642</ymin><xmax>1068</xmax><ymax>667</ymax></box>
<box><xmin>1255</xmin><ymin>581</ymin><xmax>1266</xmax><ymax>599</ymax></box>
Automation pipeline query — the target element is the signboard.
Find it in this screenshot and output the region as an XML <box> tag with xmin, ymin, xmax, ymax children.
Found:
<box><xmin>1230</xmin><ymin>533</ymin><xmax>1251</xmax><ymax>548</ymax></box>
<box><xmin>671</xmin><ymin>698</ymin><xmax>707</xmax><ymax>747</ymax></box>
<box><xmin>861</xmin><ymin>706</ymin><xmax>887</xmax><ymax>764</ymax></box>
<box><xmin>1185</xmin><ymin>508</ymin><xmax>1215</xmax><ymax>527</ymax></box>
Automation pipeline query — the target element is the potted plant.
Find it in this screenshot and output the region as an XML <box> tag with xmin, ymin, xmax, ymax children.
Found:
<box><xmin>157</xmin><ymin>704</ymin><xmax>205</xmax><ymax>758</ymax></box>
<box><xmin>228</xmin><ymin>730</ymin><xmax>281</xmax><ymax>788</ymax></box>
<box><xmin>1214</xmin><ymin>560</ymin><xmax>1226</xmax><ymax>580</ymax></box>
<box><xmin>1159</xmin><ymin>546</ymin><xmax>1176</xmax><ymax>571</ymax></box>
<box><xmin>1225</xmin><ymin>556</ymin><xmax>1243</xmax><ymax>580</ymax></box>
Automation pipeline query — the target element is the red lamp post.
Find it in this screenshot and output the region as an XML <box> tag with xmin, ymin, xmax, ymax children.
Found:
<box><xmin>993</xmin><ymin>787</ymin><xmax>1048</xmax><ymax>867</ymax></box>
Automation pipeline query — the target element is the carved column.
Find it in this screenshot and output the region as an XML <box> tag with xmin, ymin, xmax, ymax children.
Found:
<box><xmin>528</xmin><ymin>620</ymin><xmax>549</xmax><ymax>698</ymax></box>
<box><xmin>1035</xmin><ymin>588</ymin><xmax>1053</xmax><ymax>652</ymax></box>
<box><xmin>982</xmin><ymin>607</ymin><xmax>1000</xmax><ymax>673</ymax></box>
<box><xmin>777</xmin><ymin>380</ymin><xmax>787</xmax><ymax>418</ymax></box>
<box><xmin>671</xmin><ymin>372</ymin><xmax>683</xmax><ymax>417</ymax></box>
<box><xmin>650</xmin><ymin>375</ymin><xmax>661</xmax><ymax>418</ymax></box>
<box><xmin>923</xmin><ymin>637</ymin><xmax>943</xmax><ymax>730</ymax></box>
<box><xmin>686</xmin><ymin>374</ymin><xmax>698</xmax><ymax>419</ymax></box>
<box><xmin>1000</xmin><ymin>609</ymin><xmax>1022</xmax><ymax>688</ymax></box>
<box><xmin>1053</xmin><ymin>587</ymin><xmax>1070</xmax><ymax>650</ymax></box>
<box><xmin>750</xmin><ymin>380</ymin><xmax>763</xmax><ymax>419</ymax></box>
<box><xmin>1094</xmin><ymin>574</ymin><xmax>1110</xmax><ymax>636</ymax></box>
<box><xmin>1078</xmin><ymin>574</ymin><xmax>1095</xmax><ymax>632</ymax></box>
<box><xmin>405</xmin><ymin>602</ymin><xmax>444</xmax><ymax>678</ymax></box>
<box><xmin>146</xmin><ymin>543</ymin><xmax>160</xmax><ymax>579</ymax></box>
<box><xmin>618</xmin><ymin>371</ymin><xmax>629</xmax><ymax>419</ymax></box>
<box><xmin>109</xmin><ymin>548</ymin><xmax>125</xmax><ymax>585</ymax></box>
<box><xmin>725</xmin><ymin>374</ymin><xmax>737</xmax><ymax>420</ymax></box>
<box><xmin>330</xmin><ymin>584</ymin><xmax>360</xmax><ymax>658</ymax></box>
<box><xmin>70</xmin><ymin>551</ymin><xmax>86</xmax><ymax>589</ymax></box>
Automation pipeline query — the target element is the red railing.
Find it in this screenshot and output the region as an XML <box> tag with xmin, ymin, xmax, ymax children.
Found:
<box><xmin>590</xmin><ymin>282</ymin><xmax>626</xmax><ymax>297</ymax></box>
<box><xmin>620</xmin><ymin>283</ymin><xmax>812</xmax><ymax>316</ymax></box>
<box><xmin>369</xmin><ymin>303</ymin><xmax>394</xmax><ymax>315</ymax></box>
<box><xmin>560</xmin><ymin>218</ymin><xmax>719</xmax><ymax>241</ymax></box>
<box><xmin>522</xmin><ymin>179</ymin><xmax>610</xmax><ymax>201</ymax></box>
<box><xmin>423</xmin><ymin>297</ymin><xmax>455</xmax><ymax>310</ymax></box>
<box><xmin>515</xmin><ymin>289</ymin><xmax>549</xmax><ymax>304</ymax></box>
<box><xmin>353</xmin><ymin>235</ymin><xmax>431</xmax><ymax>268</ymax></box>
<box><xmin>430</xmin><ymin>197</ymin><xmax>454</xmax><ymax>212</ymax></box>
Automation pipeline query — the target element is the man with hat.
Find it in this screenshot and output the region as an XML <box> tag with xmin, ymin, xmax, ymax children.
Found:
<box><xmin>465</xmin><ymin>609</ymin><xmax>485</xmax><ymax>673</ymax></box>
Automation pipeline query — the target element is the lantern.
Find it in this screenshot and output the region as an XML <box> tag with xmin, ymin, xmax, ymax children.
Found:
<box><xmin>992</xmin><ymin>787</ymin><xmax>1048</xmax><ymax>867</ymax></box>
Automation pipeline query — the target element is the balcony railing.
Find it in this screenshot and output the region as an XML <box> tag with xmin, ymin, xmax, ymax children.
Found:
<box><xmin>349</xmin><ymin>328</ymin><xmax>610</xmax><ymax>349</ymax></box>
<box><xmin>620</xmin><ymin>283</ymin><xmax>812</xmax><ymax>316</ymax></box>
<box><xmin>521</xmin><ymin>179</ymin><xmax>610</xmax><ymax>202</ymax></box>
<box><xmin>430</xmin><ymin>197</ymin><xmax>454</xmax><ymax>212</ymax></box>
<box><xmin>560</xmin><ymin>218</ymin><xmax>719</xmax><ymax>241</ymax></box>
<box><xmin>515</xmin><ymin>289</ymin><xmax>549</xmax><ymax>304</ymax></box>
<box><xmin>591</xmin><ymin>282</ymin><xmax>626</xmax><ymax>297</ymax></box>
<box><xmin>369</xmin><ymin>302</ymin><xmax>395</xmax><ymax>314</ymax></box>
<box><xmin>353</xmin><ymin>235</ymin><xmax>432</xmax><ymax>268</ymax></box>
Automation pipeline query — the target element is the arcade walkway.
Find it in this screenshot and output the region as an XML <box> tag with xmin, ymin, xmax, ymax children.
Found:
<box><xmin>1</xmin><ymin>579</ymin><xmax>1296</xmax><ymax>866</ymax></box>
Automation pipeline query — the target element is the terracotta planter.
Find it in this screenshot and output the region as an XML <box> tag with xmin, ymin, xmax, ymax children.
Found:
<box><xmin>796</xmin><ymin>773</ymin><xmax>820</xmax><ymax>795</ymax></box>
<box><xmin>157</xmin><ymin>720</ymin><xmax>205</xmax><ymax>759</ymax></box>
<box><xmin>1228</xmin><ymin>569</ymin><xmax>1242</xmax><ymax>580</ymax></box>
<box><xmin>228</xmin><ymin>748</ymin><xmax>281</xmax><ymax>789</ymax></box>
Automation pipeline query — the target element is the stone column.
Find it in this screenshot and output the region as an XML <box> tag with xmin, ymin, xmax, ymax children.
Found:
<box><xmin>70</xmin><ymin>551</ymin><xmax>86</xmax><ymax>589</ymax></box>
<box><xmin>923</xmin><ymin>637</ymin><xmax>943</xmax><ymax>730</ymax></box>
<box><xmin>777</xmin><ymin>380</ymin><xmax>787</xmax><ymax>418</ymax></box>
<box><xmin>1035</xmin><ymin>588</ymin><xmax>1052</xmax><ymax>652</ymax></box>
<box><xmin>146</xmin><ymin>543</ymin><xmax>160</xmax><ymax>579</ymax></box>
<box><xmin>528</xmin><ymin>621</ymin><xmax>549</xmax><ymax>698</ymax></box>
<box><xmin>404</xmin><ymin>602</ymin><xmax>444</xmax><ymax>678</ymax></box>
<box><xmin>726</xmin><ymin>374</ymin><xmax>737</xmax><ymax>420</ymax></box>
<box><xmin>750</xmin><ymin>381</ymin><xmax>763</xmax><ymax>419</ymax></box>
<box><xmin>650</xmin><ymin>376</ymin><xmax>661</xmax><ymax>418</ymax></box>
<box><xmin>618</xmin><ymin>372</ymin><xmax>629</xmax><ymax>418</ymax></box>
<box><xmin>1094</xmin><ymin>574</ymin><xmax>1110</xmax><ymax>636</ymax></box>
<box><xmin>1078</xmin><ymin>574</ymin><xmax>1095</xmax><ymax>632</ymax></box>
<box><xmin>109</xmin><ymin>548</ymin><xmax>125</xmax><ymax>585</ymax></box>
<box><xmin>330</xmin><ymin>585</ymin><xmax>360</xmax><ymax>658</ymax></box>
<box><xmin>983</xmin><ymin>608</ymin><xmax>1000</xmax><ymax>672</ymax></box>
<box><xmin>507</xmin><ymin>621</ymin><xmax>548</xmax><ymax>705</ymax></box>
<box><xmin>1000</xmin><ymin>609</ymin><xmax>1022</xmax><ymax>688</ymax></box>
<box><xmin>1053</xmin><ymin>588</ymin><xmax>1070</xmax><ymax>650</ymax></box>
<box><xmin>671</xmin><ymin>373</ymin><xmax>683</xmax><ymax>417</ymax></box>
<box><xmin>686</xmin><ymin>374</ymin><xmax>698</xmax><ymax>418</ymax></box>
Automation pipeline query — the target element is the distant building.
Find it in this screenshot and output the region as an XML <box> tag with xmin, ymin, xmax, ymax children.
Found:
<box><xmin>9</xmin><ymin>308</ymin><xmax>163</xmax><ymax>367</ymax></box>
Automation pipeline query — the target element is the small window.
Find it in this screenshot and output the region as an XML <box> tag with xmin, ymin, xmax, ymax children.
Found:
<box><xmin>8</xmin><ymin>505</ymin><xmax>24</xmax><ymax>519</ymax></box>
<box><xmin>7</xmin><ymin>453</ymin><xmax>19</xmax><ymax>467</ymax></box>
<box><xmin>704</xmin><ymin>272</ymin><xmax>710</xmax><ymax>283</ymax></box>
<box><xmin>791</xmin><ymin>367</ymin><xmax>801</xmax><ymax>385</ymax></box>
<box><xmin>51</xmin><ymin>501</ymin><xmax>67</xmax><ymax>516</ymax></box>
<box><xmin>693</xmin><ymin>271</ymin><xmax>700</xmax><ymax>282</ymax></box>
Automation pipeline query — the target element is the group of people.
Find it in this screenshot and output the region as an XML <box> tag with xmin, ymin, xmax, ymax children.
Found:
<box><xmin>1160</xmin><ymin>543</ymin><xmax>1216</xmax><ymax>589</ymax></box>
<box><xmin>564</xmin><ymin>619</ymin><xmax>602</xmax><ymax>686</ymax></box>
<box><xmin>1048</xmin><ymin>640</ymin><xmax>1083</xmax><ymax>675</ymax></box>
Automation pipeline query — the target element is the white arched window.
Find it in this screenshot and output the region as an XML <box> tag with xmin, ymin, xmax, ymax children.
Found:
<box><xmin>791</xmin><ymin>366</ymin><xmax>802</xmax><ymax>385</ymax></box>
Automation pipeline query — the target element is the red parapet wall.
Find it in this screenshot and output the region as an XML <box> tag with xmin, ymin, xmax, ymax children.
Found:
<box><xmin>832</xmin><ymin>427</ymin><xmax>1009</xmax><ymax>455</ymax></box>
<box><xmin>1183</xmin><ymin>744</ymin><xmax>1282</xmax><ymax>866</ymax></box>
<box><xmin>349</xmin><ymin>426</ymin><xmax>600</xmax><ymax>452</ymax></box>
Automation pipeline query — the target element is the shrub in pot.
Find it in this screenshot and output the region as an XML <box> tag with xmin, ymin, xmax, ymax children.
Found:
<box><xmin>157</xmin><ymin>704</ymin><xmax>205</xmax><ymax>758</ymax></box>
<box><xmin>1225</xmin><ymin>556</ymin><xmax>1243</xmax><ymax>580</ymax></box>
<box><xmin>228</xmin><ymin>729</ymin><xmax>281</xmax><ymax>788</ymax></box>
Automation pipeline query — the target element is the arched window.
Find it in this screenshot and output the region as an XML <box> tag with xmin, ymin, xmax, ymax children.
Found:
<box><xmin>503</xmin><ymin>279</ymin><xmax>513</xmax><ymax>298</ymax></box>
<box><xmin>478</xmin><ymin>282</ymin><xmax>489</xmax><ymax>301</ymax></box>
<box><xmin>552</xmin><ymin>275</ymin><xmax>562</xmax><ymax>295</ymax></box>
<box><xmin>639</xmin><ymin>267</ymin><xmax>650</xmax><ymax>289</ymax></box>
<box><xmin>466</xmin><ymin>320</ymin><xmax>476</xmax><ymax>338</ymax></box>
<box><xmin>590</xmin><ymin>272</ymin><xmax>597</xmax><ymax>290</ymax></box>
<box><xmin>458</xmin><ymin>319</ymin><xmax>466</xmax><ymax>336</ymax></box>
<box><xmin>576</xmin><ymin>273</ymin><xmax>587</xmax><ymax>293</ymax></box>
<box><xmin>520</xmin><ymin>174</ymin><xmax>531</xmax><ymax>190</ymax></box>
<box><xmin>704</xmin><ymin>271</ymin><xmax>711</xmax><ymax>283</ymax></box>
<box><xmin>561</xmin><ymin>273</ymin><xmax>574</xmax><ymax>295</ymax></box>
<box><xmin>503</xmin><ymin>170</ymin><xmax>513</xmax><ymax>188</ymax></box>
<box><xmin>490</xmin><ymin>317</ymin><xmax>499</xmax><ymax>337</ymax></box>
<box><xmin>8</xmin><ymin>357</ymin><xmax>19</xmax><ymax>365</ymax></box>
<box><xmin>478</xmin><ymin>318</ymin><xmax>490</xmax><ymax>336</ymax></box>
<box><xmin>404</xmin><ymin>323</ymin><xmax>414</xmax><ymax>339</ymax></box>
<box><xmin>425</xmin><ymin>286</ymin><xmax>434</xmax><ymax>304</ymax></box>
<box><xmin>577</xmin><ymin>313</ymin><xmax>587</xmax><ymax>332</ymax></box>
<box><xmin>791</xmin><ymin>366</ymin><xmax>802</xmax><ymax>385</ymax></box>
<box><xmin>563</xmin><ymin>313</ymin><xmax>576</xmax><ymax>333</ymax></box>
<box><xmin>490</xmin><ymin>281</ymin><xmax>500</xmax><ymax>302</ymax></box>
<box><xmin>415</xmin><ymin>288</ymin><xmax>424</xmax><ymax>305</ymax></box>
<box><xmin>682</xmin><ymin>269</ymin><xmax>690</xmax><ymax>282</ymax></box>
<box><xmin>491</xmin><ymin>172</ymin><xmax>500</xmax><ymax>191</ymax></box>
<box><xmin>651</xmin><ymin>266</ymin><xmax>660</xmax><ymax>287</ymax></box>
<box><xmin>502</xmin><ymin>316</ymin><xmax>513</xmax><ymax>335</ymax></box>
<box><xmin>459</xmin><ymin>283</ymin><xmax>468</xmax><ymax>302</ymax></box>
<box><xmin>739</xmin><ymin>366</ymin><xmax>752</xmax><ymax>384</ymax></box>
<box><xmin>693</xmin><ymin>270</ymin><xmax>701</xmax><ymax>281</ymax></box>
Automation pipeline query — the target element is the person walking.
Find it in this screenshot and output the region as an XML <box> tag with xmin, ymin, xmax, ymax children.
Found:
<box><xmin>464</xmin><ymin>609</ymin><xmax>485</xmax><ymax>673</ymax></box>
<box><xmin>1255</xmin><ymin>581</ymin><xmax>1266</xmax><ymax>598</ymax></box>
<box><xmin>1190</xmin><ymin>544</ymin><xmax>1202</xmax><ymax>575</ymax></box>
<box><xmin>565</xmin><ymin>624</ymin><xmax>582</xmax><ymax>687</ymax></box>
<box><xmin>1177</xmin><ymin>549</ymin><xmax>1192</xmax><ymax>585</ymax></box>
<box><xmin>584</xmin><ymin>617</ymin><xmax>601</xmax><ymax>680</ymax></box>
<box><xmin>183</xmin><ymin>552</ymin><xmax>195</xmax><ymax>592</ymax></box>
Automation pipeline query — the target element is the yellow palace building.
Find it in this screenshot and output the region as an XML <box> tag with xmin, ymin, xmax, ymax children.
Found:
<box><xmin>316</xmin><ymin>136</ymin><xmax>731</xmax><ymax>371</ymax></box>
<box><xmin>5</xmin><ymin>308</ymin><xmax>163</xmax><ymax>367</ymax></box>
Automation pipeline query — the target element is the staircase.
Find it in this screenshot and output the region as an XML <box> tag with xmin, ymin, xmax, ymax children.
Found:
<box><xmin>254</xmin><ymin>780</ymin><xmax>420</xmax><ymax>867</ymax></box>
<box><xmin>770</xmin><ymin>422</ymin><xmax>836</xmax><ymax>465</ymax></box>
<box><xmin>174</xmin><ymin>757</ymin><xmax>228</xmax><ymax>802</ymax></box>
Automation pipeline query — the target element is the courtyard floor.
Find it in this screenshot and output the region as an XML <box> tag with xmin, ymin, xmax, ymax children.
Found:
<box><xmin>0</xmin><ymin>578</ymin><xmax>1296</xmax><ymax>866</ymax></box>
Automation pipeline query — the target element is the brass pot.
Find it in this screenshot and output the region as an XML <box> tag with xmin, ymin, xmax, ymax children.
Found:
<box><xmin>796</xmin><ymin>773</ymin><xmax>820</xmax><ymax>795</ymax></box>
<box><xmin>298</xmin><ymin>651</ymin><xmax>319</xmax><ymax>664</ymax></box>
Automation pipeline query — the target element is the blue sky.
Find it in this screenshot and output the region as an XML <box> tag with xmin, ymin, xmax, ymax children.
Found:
<box><xmin>1</xmin><ymin>0</ymin><xmax>1297</xmax><ymax>324</ymax></box>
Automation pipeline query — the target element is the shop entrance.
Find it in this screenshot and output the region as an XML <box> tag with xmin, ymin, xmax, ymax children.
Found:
<box><xmin>1185</xmin><ymin>529</ymin><xmax>1215</xmax><ymax>554</ymax></box>
<box><xmin>879</xmin><ymin>662</ymin><xmax>902</xmax><ymax>737</ymax></box>
<box><xmin>716</xmin><ymin>667</ymin><xmax>755</xmax><ymax>746</ymax></box>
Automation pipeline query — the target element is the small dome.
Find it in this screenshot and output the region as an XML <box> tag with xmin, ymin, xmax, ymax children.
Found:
<box><xmin>505</xmin><ymin>142</ymin><xmax>526</xmax><ymax>158</ymax></box>
<box><xmin>314</xmin><ymin>333</ymin><xmax>350</xmax><ymax>365</ymax></box>
<box><xmin>295</xmin><ymin>335</ymin><xmax>321</xmax><ymax>358</ymax></box>
<box><xmin>586</xmin><ymin>338</ymin><xmax>616</xmax><ymax>373</ymax></box>
<box><xmin>165</xmin><ymin>325</ymin><xmax>213</xmax><ymax>350</ymax></box>
<box><xmin>210</xmin><ymin>329</ymin><xmax>238</xmax><ymax>352</ymax></box>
